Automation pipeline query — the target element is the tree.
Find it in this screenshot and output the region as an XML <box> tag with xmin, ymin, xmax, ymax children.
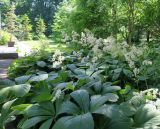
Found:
<box><xmin>126</xmin><ymin>0</ymin><xmax>135</xmax><ymax>44</ymax></box>
<box><xmin>0</xmin><ymin>0</ymin><xmax>9</xmax><ymax>29</ymax></box>
<box><xmin>15</xmin><ymin>0</ymin><xmax>63</xmax><ymax>36</ymax></box>
<box><xmin>20</xmin><ymin>14</ymin><xmax>32</xmax><ymax>40</ymax></box>
<box><xmin>5</xmin><ymin>3</ymin><xmax>17</xmax><ymax>41</ymax></box>
<box><xmin>111</xmin><ymin>0</ymin><xmax>118</xmax><ymax>42</ymax></box>
<box><xmin>36</xmin><ymin>17</ymin><xmax>46</xmax><ymax>39</ymax></box>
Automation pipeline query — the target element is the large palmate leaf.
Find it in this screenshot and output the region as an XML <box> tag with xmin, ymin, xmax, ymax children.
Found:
<box><xmin>53</xmin><ymin>113</ymin><xmax>94</xmax><ymax>129</ymax></box>
<box><xmin>0</xmin><ymin>79</ymin><xmax>15</xmax><ymax>87</ymax></box>
<box><xmin>15</xmin><ymin>75</ymin><xmax>31</xmax><ymax>84</ymax></box>
<box><xmin>90</xmin><ymin>95</ymin><xmax>112</xmax><ymax>112</ymax></box>
<box><xmin>29</xmin><ymin>74</ymin><xmax>48</xmax><ymax>82</ymax></box>
<box><xmin>55</xmin><ymin>90</ymin><xmax>113</xmax><ymax>129</ymax></box>
<box><xmin>133</xmin><ymin>104</ymin><xmax>160</xmax><ymax>128</ymax></box>
<box><xmin>37</xmin><ymin>61</ymin><xmax>47</xmax><ymax>68</ymax></box>
<box><xmin>0</xmin><ymin>99</ymin><xmax>17</xmax><ymax>128</ymax></box>
<box><xmin>39</xmin><ymin>118</ymin><xmax>54</xmax><ymax>129</ymax></box>
<box><xmin>83</xmin><ymin>81</ymin><xmax>120</xmax><ymax>102</ymax></box>
<box><xmin>0</xmin><ymin>84</ymin><xmax>31</xmax><ymax>103</ymax></box>
<box><xmin>20</xmin><ymin>102</ymin><xmax>56</xmax><ymax>129</ymax></box>
<box><xmin>22</xmin><ymin>116</ymin><xmax>51</xmax><ymax>129</ymax></box>
<box><xmin>70</xmin><ymin>90</ymin><xmax>90</xmax><ymax>113</ymax></box>
<box><xmin>57</xmin><ymin>101</ymin><xmax>80</xmax><ymax>115</ymax></box>
<box><xmin>94</xmin><ymin>102</ymin><xmax>160</xmax><ymax>129</ymax></box>
<box><xmin>94</xmin><ymin>104</ymin><xmax>133</xmax><ymax>129</ymax></box>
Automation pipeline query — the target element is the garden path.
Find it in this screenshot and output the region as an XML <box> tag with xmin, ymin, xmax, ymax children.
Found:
<box><xmin>0</xmin><ymin>59</ymin><xmax>13</xmax><ymax>79</ymax></box>
<box><xmin>0</xmin><ymin>46</ymin><xmax>18</xmax><ymax>79</ymax></box>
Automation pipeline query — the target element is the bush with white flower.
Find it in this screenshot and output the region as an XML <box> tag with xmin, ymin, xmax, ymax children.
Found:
<box><xmin>59</xmin><ymin>29</ymin><xmax>160</xmax><ymax>89</ymax></box>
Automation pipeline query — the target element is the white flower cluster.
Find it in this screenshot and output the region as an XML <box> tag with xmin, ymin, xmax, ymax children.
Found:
<box><xmin>64</xmin><ymin>29</ymin><xmax>149</xmax><ymax>74</ymax></box>
<box><xmin>79</xmin><ymin>29</ymin><xmax>103</xmax><ymax>48</ymax></box>
<box><xmin>61</xmin><ymin>31</ymin><xmax>70</xmax><ymax>43</ymax></box>
<box><xmin>133</xmin><ymin>68</ymin><xmax>140</xmax><ymax>77</ymax></box>
<box><xmin>52</xmin><ymin>50</ymin><xmax>65</xmax><ymax>68</ymax></box>
<box><xmin>124</xmin><ymin>45</ymin><xmax>144</xmax><ymax>68</ymax></box>
<box><xmin>72</xmin><ymin>31</ymin><xmax>79</xmax><ymax>42</ymax></box>
<box><xmin>142</xmin><ymin>60</ymin><xmax>152</xmax><ymax>66</ymax></box>
<box><xmin>75</xmin><ymin>30</ymin><xmax>148</xmax><ymax>65</ymax></box>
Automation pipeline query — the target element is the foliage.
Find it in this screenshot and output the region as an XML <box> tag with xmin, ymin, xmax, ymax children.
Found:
<box><xmin>53</xmin><ymin>0</ymin><xmax>160</xmax><ymax>43</ymax></box>
<box><xmin>53</xmin><ymin>0</ymin><xmax>110</xmax><ymax>38</ymax></box>
<box><xmin>5</xmin><ymin>3</ymin><xmax>17</xmax><ymax>41</ymax></box>
<box><xmin>15</xmin><ymin>0</ymin><xmax>62</xmax><ymax>36</ymax></box>
<box><xmin>61</xmin><ymin>29</ymin><xmax>160</xmax><ymax>90</ymax></box>
<box><xmin>1</xmin><ymin>49</ymin><xmax>160</xmax><ymax>129</ymax></box>
<box><xmin>0</xmin><ymin>30</ymin><xmax>10</xmax><ymax>45</ymax></box>
<box><xmin>8</xmin><ymin>49</ymin><xmax>50</xmax><ymax>79</ymax></box>
<box><xmin>18</xmin><ymin>14</ymin><xmax>32</xmax><ymax>40</ymax></box>
<box><xmin>2</xmin><ymin>0</ymin><xmax>160</xmax><ymax>129</ymax></box>
<box><xmin>36</xmin><ymin>17</ymin><xmax>46</xmax><ymax>39</ymax></box>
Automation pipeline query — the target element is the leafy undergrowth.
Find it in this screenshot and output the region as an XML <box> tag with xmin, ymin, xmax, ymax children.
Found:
<box><xmin>1</xmin><ymin>44</ymin><xmax>160</xmax><ymax>129</ymax></box>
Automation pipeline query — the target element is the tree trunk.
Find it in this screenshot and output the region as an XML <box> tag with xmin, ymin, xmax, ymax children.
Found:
<box><xmin>127</xmin><ymin>0</ymin><xmax>135</xmax><ymax>44</ymax></box>
<box><xmin>112</xmin><ymin>0</ymin><xmax>117</xmax><ymax>42</ymax></box>
<box><xmin>147</xmin><ymin>31</ymin><xmax>150</xmax><ymax>42</ymax></box>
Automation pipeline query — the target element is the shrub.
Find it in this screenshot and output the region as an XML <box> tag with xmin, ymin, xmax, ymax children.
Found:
<box><xmin>17</xmin><ymin>14</ymin><xmax>33</xmax><ymax>40</ymax></box>
<box><xmin>0</xmin><ymin>30</ymin><xmax>10</xmax><ymax>45</ymax></box>
<box><xmin>36</xmin><ymin>17</ymin><xmax>46</xmax><ymax>39</ymax></box>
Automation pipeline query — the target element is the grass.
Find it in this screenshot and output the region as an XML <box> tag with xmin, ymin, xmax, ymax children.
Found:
<box><xmin>15</xmin><ymin>40</ymin><xmax>74</xmax><ymax>56</ymax></box>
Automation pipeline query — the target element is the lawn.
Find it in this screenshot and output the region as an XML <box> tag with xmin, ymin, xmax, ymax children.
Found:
<box><xmin>15</xmin><ymin>40</ymin><xmax>74</xmax><ymax>56</ymax></box>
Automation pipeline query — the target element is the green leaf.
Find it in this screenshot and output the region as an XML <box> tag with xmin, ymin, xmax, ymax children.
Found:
<box><xmin>105</xmin><ymin>93</ymin><xmax>119</xmax><ymax>102</ymax></box>
<box><xmin>114</xmin><ymin>68</ymin><xmax>122</xmax><ymax>73</ymax></box>
<box><xmin>21</xmin><ymin>116</ymin><xmax>51</xmax><ymax>129</ymax></box>
<box><xmin>11</xmin><ymin>84</ymin><xmax>31</xmax><ymax>97</ymax></box>
<box><xmin>33</xmin><ymin>92</ymin><xmax>52</xmax><ymax>103</ymax></box>
<box><xmin>25</xmin><ymin>103</ymin><xmax>54</xmax><ymax>117</ymax></box>
<box><xmin>133</xmin><ymin>104</ymin><xmax>160</xmax><ymax>128</ymax></box>
<box><xmin>91</xmin><ymin>70</ymin><xmax>104</xmax><ymax>78</ymax></box>
<box><xmin>39</xmin><ymin>118</ymin><xmax>54</xmax><ymax>129</ymax></box>
<box><xmin>93</xmin><ymin>81</ymin><xmax>102</xmax><ymax>93</ymax></box>
<box><xmin>103</xmin><ymin>86</ymin><xmax>121</xmax><ymax>93</ymax></box>
<box><xmin>29</xmin><ymin>74</ymin><xmax>48</xmax><ymax>82</ymax></box>
<box><xmin>58</xmin><ymin>101</ymin><xmax>80</xmax><ymax>115</ymax></box>
<box><xmin>12</xmin><ymin>104</ymin><xmax>32</xmax><ymax>111</ymax></box>
<box><xmin>73</xmin><ymin>68</ymin><xmax>85</xmax><ymax>75</ymax></box>
<box><xmin>52</xmin><ymin>113</ymin><xmax>94</xmax><ymax>129</ymax></box>
<box><xmin>94</xmin><ymin>104</ymin><xmax>133</xmax><ymax>129</ymax></box>
<box><xmin>37</xmin><ymin>61</ymin><xmax>47</xmax><ymax>67</ymax></box>
<box><xmin>70</xmin><ymin>90</ymin><xmax>89</xmax><ymax>113</ymax></box>
<box><xmin>0</xmin><ymin>84</ymin><xmax>31</xmax><ymax>103</ymax></box>
<box><xmin>0</xmin><ymin>99</ymin><xmax>17</xmax><ymax>128</ymax></box>
<box><xmin>0</xmin><ymin>79</ymin><xmax>15</xmax><ymax>87</ymax></box>
<box><xmin>123</xmin><ymin>69</ymin><xmax>132</xmax><ymax>77</ymax></box>
<box><xmin>90</xmin><ymin>95</ymin><xmax>109</xmax><ymax>112</ymax></box>
<box><xmin>138</xmin><ymin>76</ymin><xmax>148</xmax><ymax>81</ymax></box>
<box><xmin>15</xmin><ymin>75</ymin><xmax>31</xmax><ymax>84</ymax></box>
<box><xmin>119</xmin><ymin>85</ymin><xmax>132</xmax><ymax>95</ymax></box>
<box><xmin>67</xmin><ymin>64</ymin><xmax>77</xmax><ymax>71</ymax></box>
<box><xmin>47</xmin><ymin>73</ymin><xmax>58</xmax><ymax>81</ymax></box>
<box><xmin>66</xmin><ymin>82</ymin><xmax>75</xmax><ymax>91</ymax></box>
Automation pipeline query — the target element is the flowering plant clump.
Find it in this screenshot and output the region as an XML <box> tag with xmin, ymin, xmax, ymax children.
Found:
<box><xmin>62</xmin><ymin>29</ymin><xmax>149</xmax><ymax>68</ymax></box>
<box><xmin>52</xmin><ymin>50</ymin><xmax>65</xmax><ymax>68</ymax></box>
<box><xmin>60</xmin><ymin>30</ymin><xmax>160</xmax><ymax>89</ymax></box>
<box><xmin>61</xmin><ymin>31</ymin><xmax>70</xmax><ymax>43</ymax></box>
